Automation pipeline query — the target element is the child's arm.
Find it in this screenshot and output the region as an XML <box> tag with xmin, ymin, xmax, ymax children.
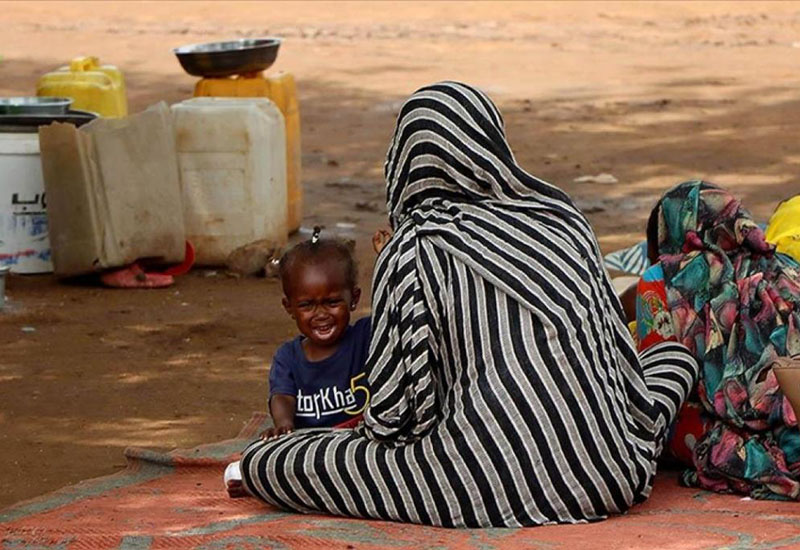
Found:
<box><xmin>260</xmin><ymin>394</ymin><xmax>297</xmax><ymax>441</ymax></box>
<box><xmin>619</xmin><ymin>281</ymin><xmax>638</xmax><ymax>323</ymax></box>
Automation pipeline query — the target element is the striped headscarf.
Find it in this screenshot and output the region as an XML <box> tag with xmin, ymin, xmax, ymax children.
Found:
<box><xmin>384</xmin><ymin>82</ymin><xmax>577</xmax><ymax>227</ymax></box>
<box><xmin>240</xmin><ymin>82</ymin><xmax>698</xmax><ymax>527</ymax></box>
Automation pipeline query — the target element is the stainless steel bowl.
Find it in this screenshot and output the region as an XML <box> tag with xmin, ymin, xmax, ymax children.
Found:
<box><xmin>0</xmin><ymin>97</ymin><xmax>73</xmax><ymax>115</ymax></box>
<box><xmin>173</xmin><ymin>38</ymin><xmax>281</xmax><ymax>78</ymax></box>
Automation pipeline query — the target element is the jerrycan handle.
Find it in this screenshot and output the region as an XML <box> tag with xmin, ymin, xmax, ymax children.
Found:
<box><xmin>69</xmin><ymin>56</ymin><xmax>100</xmax><ymax>72</ymax></box>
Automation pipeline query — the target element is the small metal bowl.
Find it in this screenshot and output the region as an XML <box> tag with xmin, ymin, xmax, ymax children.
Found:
<box><xmin>0</xmin><ymin>97</ymin><xmax>73</xmax><ymax>115</ymax></box>
<box><xmin>174</xmin><ymin>38</ymin><xmax>281</xmax><ymax>78</ymax></box>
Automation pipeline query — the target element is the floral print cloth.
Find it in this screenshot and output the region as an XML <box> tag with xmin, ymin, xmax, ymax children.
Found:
<box><xmin>638</xmin><ymin>180</ymin><xmax>800</xmax><ymax>500</ymax></box>
<box><xmin>636</xmin><ymin>264</ymin><xmax>674</xmax><ymax>348</ymax></box>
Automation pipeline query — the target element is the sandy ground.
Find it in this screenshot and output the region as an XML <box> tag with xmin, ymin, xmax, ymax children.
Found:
<box><xmin>2</xmin><ymin>1</ymin><xmax>800</xmax><ymax>508</ymax></box>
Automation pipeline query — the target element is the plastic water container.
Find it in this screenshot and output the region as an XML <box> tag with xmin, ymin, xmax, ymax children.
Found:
<box><xmin>171</xmin><ymin>97</ymin><xmax>288</xmax><ymax>265</ymax></box>
<box><xmin>194</xmin><ymin>71</ymin><xmax>302</xmax><ymax>232</ymax></box>
<box><xmin>37</xmin><ymin>56</ymin><xmax>128</xmax><ymax>118</ymax></box>
<box><xmin>0</xmin><ymin>132</ymin><xmax>52</xmax><ymax>273</ymax></box>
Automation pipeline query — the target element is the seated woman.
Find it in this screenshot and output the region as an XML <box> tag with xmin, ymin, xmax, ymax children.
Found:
<box><xmin>636</xmin><ymin>181</ymin><xmax>800</xmax><ymax>500</ymax></box>
<box><xmin>238</xmin><ymin>81</ymin><xmax>699</xmax><ymax>527</ymax></box>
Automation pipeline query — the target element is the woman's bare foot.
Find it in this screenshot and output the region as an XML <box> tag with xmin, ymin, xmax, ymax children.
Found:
<box><xmin>226</xmin><ymin>479</ymin><xmax>248</xmax><ymax>498</ymax></box>
<box><xmin>224</xmin><ymin>461</ymin><xmax>249</xmax><ymax>498</ymax></box>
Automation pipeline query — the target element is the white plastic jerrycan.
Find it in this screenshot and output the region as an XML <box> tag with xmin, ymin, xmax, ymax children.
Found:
<box><xmin>171</xmin><ymin>97</ymin><xmax>288</xmax><ymax>265</ymax></box>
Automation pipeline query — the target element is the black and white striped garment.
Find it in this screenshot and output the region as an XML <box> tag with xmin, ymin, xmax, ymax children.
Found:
<box><xmin>241</xmin><ymin>81</ymin><xmax>699</xmax><ymax>527</ymax></box>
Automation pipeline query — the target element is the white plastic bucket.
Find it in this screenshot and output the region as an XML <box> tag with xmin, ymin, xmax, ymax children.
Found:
<box><xmin>0</xmin><ymin>265</ymin><xmax>9</xmax><ymax>309</ymax></box>
<box><xmin>171</xmin><ymin>97</ymin><xmax>287</xmax><ymax>265</ymax></box>
<box><xmin>0</xmin><ymin>132</ymin><xmax>52</xmax><ymax>273</ymax></box>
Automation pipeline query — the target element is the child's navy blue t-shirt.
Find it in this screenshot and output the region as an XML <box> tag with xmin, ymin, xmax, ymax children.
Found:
<box><xmin>269</xmin><ymin>317</ymin><xmax>371</xmax><ymax>428</ymax></box>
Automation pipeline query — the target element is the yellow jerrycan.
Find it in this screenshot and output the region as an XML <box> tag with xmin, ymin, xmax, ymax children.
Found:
<box><xmin>194</xmin><ymin>71</ymin><xmax>302</xmax><ymax>233</ymax></box>
<box><xmin>766</xmin><ymin>195</ymin><xmax>800</xmax><ymax>263</ymax></box>
<box><xmin>36</xmin><ymin>56</ymin><xmax>128</xmax><ymax>118</ymax></box>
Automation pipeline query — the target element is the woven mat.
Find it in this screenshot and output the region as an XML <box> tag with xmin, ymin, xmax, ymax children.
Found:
<box><xmin>2</xmin><ymin>412</ymin><xmax>799</xmax><ymax>550</ymax></box>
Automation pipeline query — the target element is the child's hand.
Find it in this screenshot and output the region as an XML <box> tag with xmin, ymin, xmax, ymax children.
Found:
<box><xmin>372</xmin><ymin>229</ymin><xmax>392</xmax><ymax>254</ymax></box>
<box><xmin>259</xmin><ymin>425</ymin><xmax>294</xmax><ymax>442</ymax></box>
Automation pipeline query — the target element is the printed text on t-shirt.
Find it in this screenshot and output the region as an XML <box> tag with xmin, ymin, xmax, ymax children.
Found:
<box><xmin>295</xmin><ymin>373</ymin><xmax>369</xmax><ymax>420</ymax></box>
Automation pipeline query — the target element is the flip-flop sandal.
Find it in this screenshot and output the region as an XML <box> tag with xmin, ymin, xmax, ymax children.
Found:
<box><xmin>99</xmin><ymin>241</ymin><xmax>196</xmax><ymax>288</ymax></box>
<box><xmin>162</xmin><ymin>240</ymin><xmax>196</xmax><ymax>277</ymax></box>
<box><xmin>100</xmin><ymin>263</ymin><xmax>174</xmax><ymax>289</ymax></box>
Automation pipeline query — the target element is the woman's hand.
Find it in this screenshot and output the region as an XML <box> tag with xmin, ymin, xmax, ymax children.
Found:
<box><xmin>373</xmin><ymin>229</ymin><xmax>392</xmax><ymax>254</ymax></box>
<box><xmin>259</xmin><ymin>424</ymin><xmax>294</xmax><ymax>441</ymax></box>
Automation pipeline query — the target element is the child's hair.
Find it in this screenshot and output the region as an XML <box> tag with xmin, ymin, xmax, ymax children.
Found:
<box><xmin>646</xmin><ymin>200</ymin><xmax>661</xmax><ymax>264</ymax></box>
<box><xmin>279</xmin><ymin>227</ymin><xmax>358</xmax><ymax>296</ymax></box>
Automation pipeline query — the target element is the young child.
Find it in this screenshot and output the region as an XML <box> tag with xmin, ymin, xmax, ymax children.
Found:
<box><xmin>260</xmin><ymin>228</ymin><xmax>371</xmax><ymax>440</ymax></box>
<box><xmin>226</xmin><ymin>227</ymin><xmax>389</xmax><ymax>496</ymax></box>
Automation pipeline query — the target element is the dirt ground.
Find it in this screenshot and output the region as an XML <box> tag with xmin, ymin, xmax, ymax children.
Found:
<box><xmin>2</xmin><ymin>1</ymin><xmax>800</xmax><ymax>508</ymax></box>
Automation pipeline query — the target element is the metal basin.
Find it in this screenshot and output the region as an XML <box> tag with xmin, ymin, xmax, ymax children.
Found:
<box><xmin>174</xmin><ymin>38</ymin><xmax>281</xmax><ymax>78</ymax></box>
<box><xmin>0</xmin><ymin>97</ymin><xmax>73</xmax><ymax>115</ymax></box>
<box><xmin>0</xmin><ymin>109</ymin><xmax>98</xmax><ymax>133</ymax></box>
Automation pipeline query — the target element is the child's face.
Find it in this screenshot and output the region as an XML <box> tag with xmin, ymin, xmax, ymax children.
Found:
<box><xmin>282</xmin><ymin>260</ymin><xmax>361</xmax><ymax>350</ymax></box>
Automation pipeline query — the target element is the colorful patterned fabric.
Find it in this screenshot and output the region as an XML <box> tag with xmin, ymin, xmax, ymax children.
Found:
<box><xmin>635</xmin><ymin>264</ymin><xmax>675</xmax><ymax>350</ymax></box>
<box><xmin>238</xmin><ymin>82</ymin><xmax>699</xmax><ymax>527</ymax></box>
<box><xmin>651</xmin><ymin>180</ymin><xmax>800</xmax><ymax>500</ymax></box>
<box><xmin>607</xmin><ymin>197</ymin><xmax>799</xmax><ymax>278</ymax></box>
